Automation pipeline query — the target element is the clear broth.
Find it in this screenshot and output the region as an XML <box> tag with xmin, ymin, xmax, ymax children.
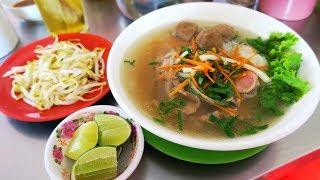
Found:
<box><xmin>121</xmin><ymin>23</ymin><xmax>279</xmax><ymax>139</ymax></box>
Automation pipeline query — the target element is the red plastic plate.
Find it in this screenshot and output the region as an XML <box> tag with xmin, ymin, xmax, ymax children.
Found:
<box><xmin>0</xmin><ymin>33</ymin><xmax>112</xmax><ymax>122</ymax></box>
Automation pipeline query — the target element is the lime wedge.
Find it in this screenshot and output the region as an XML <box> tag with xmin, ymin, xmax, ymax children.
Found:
<box><xmin>95</xmin><ymin>114</ymin><xmax>132</xmax><ymax>147</ymax></box>
<box><xmin>71</xmin><ymin>146</ymin><xmax>117</xmax><ymax>180</ymax></box>
<box><xmin>65</xmin><ymin>121</ymin><xmax>98</xmax><ymax>160</ymax></box>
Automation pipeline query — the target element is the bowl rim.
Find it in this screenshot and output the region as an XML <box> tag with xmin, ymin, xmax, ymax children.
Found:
<box><xmin>107</xmin><ymin>2</ymin><xmax>320</xmax><ymax>151</ymax></box>
<box><xmin>44</xmin><ymin>105</ymin><xmax>144</xmax><ymax>180</ymax></box>
<box><xmin>1</xmin><ymin>0</ymin><xmax>37</xmax><ymax>10</ymax></box>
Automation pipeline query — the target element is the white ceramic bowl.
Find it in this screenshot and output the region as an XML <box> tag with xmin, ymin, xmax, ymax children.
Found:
<box><xmin>107</xmin><ymin>2</ymin><xmax>320</xmax><ymax>151</ymax></box>
<box><xmin>1</xmin><ymin>0</ymin><xmax>42</xmax><ymax>21</ymax></box>
<box><xmin>44</xmin><ymin>105</ymin><xmax>144</xmax><ymax>180</ymax></box>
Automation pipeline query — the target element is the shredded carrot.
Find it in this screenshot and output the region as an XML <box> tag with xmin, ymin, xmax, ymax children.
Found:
<box><xmin>190</xmin><ymin>76</ymin><xmax>199</xmax><ymax>89</ymax></box>
<box><xmin>157</xmin><ymin>74</ymin><xmax>165</xmax><ymax>80</ymax></box>
<box><xmin>211</xmin><ymin>103</ymin><xmax>238</xmax><ymax>117</ymax></box>
<box><xmin>182</xmin><ymin>58</ymin><xmax>215</xmax><ymax>71</ymax></box>
<box><xmin>169</xmin><ymin>78</ymin><xmax>190</xmax><ymax>97</ymax></box>
<box><xmin>182</xmin><ymin>58</ymin><xmax>206</xmax><ymax>66</ymax></box>
<box><xmin>160</xmin><ymin>64</ymin><xmax>193</xmax><ymax>70</ymax></box>
<box><xmin>218</xmin><ymin>48</ymin><xmax>230</xmax><ymax>57</ymax></box>
<box><xmin>231</xmin><ymin>45</ymin><xmax>240</xmax><ymax>57</ymax></box>
<box><xmin>174</xmin><ymin>67</ymin><xmax>185</xmax><ymax>73</ymax></box>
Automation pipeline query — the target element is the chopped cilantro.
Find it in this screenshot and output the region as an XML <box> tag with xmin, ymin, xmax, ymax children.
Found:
<box><xmin>209</xmin><ymin>114</ymin><xmax>268</xmax><ymax>138</ymax></box>
<box><xmin>204</xmin><ymin>80</ymin><xmax>233</xmax><ymax>105</ymax></box>
<box><xmin>148</xmin><ymin>61</ymin><xmax>159</xmax><ymax>67</ymax></box>
<box><xmin>181</xmin><ymin>46</ymin><xmax>192</xmax><ymax>54</ymax></box>
<box><xmin>158</xmin><ymin>97</ymin><xmax>185</xmax><ymax>115</ymax></box>
<box><xmin>197</xmin><ymin>76</ymin><xmax>204</xmax><ymax>85</ymax></box>
<box><xmin>198</xmin><ymin>49</ymin><xmax>207</xmax><ymax>55</ymax></box>
<box><xmin>194</xmin><ymin>73</ymin><xmax>206</xmax><ymax>86</ymax></box>
<box><xmin>154</xmin><ymin>97</ymin><xmax>186</xmax><ymax>131</ymax></box>
<box><xmin>181</xmin><ymin>46</ymin><xmax>192</xmax><ymax>58</ymax></box>
<box><xmin>124</xmin><ymin>59</ymin><xmax>136</xmax><ymax>66</ymax></box>
<box><xmin>177</xmin><ymin>109</ymin><xmax>183</xmax><ymax>131</ymax></box>
<box><xmin>209</xmin><ymin>114</ymin><xmax>235</xmax><ymax>138</ymax></box>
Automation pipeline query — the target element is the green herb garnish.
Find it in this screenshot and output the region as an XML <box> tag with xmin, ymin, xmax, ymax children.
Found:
<box><xmin>259</xmin><ymin>80</ymin><xmax>302</xmax><ymax>115</ymax></box>
<box><xmin>194</xmin><ymin>73</ymin><xmax>206</xmax><ymax>86</ymax></box>
<box><xmin>124</xmin><ymin>59</ymin><xmax>136</xmax><ymax>66</ymax></box>
<box><xmin>177</xmin><ymin>109</ymin><xmax>184</xmax><ymax>131</ymax></box>
<box><xmin>204</xmin><ymin>80</ymin><xmax>234</xmax><ymax>105</ymax></box>
<box><xmin>148</xmin><ymin>61</ymin><xmax>159</xmax><ymax>67</ymax></box>
<box><xmin>158</xmin><ymin>97</ymin><xmax>186</xmax><ymax>115</ymax></box>
<box><xmin>209</xmin><ymin>114</ymin><xmax>235</xmax><ymax>138</ymax></box>
<box><xmin>209</xmin><ymin>114</ymin><xmax>268</xmax><ymax>138</ymax></box>
<box><xmin>181</xmin><ymin>46</ymin><xmax>192</xmax><ymax>58</ymax></box>
<box><xmin>154</xmin><ymin>97</ymin><xmax>186</xmax><ymax>131</ymax></box>
<box><xmin>269</xmin><ymin>52</ymin><xmax>309</xmax><ymax>94</ymax></box>
<box><xmin>197</xmin><ymin>76</ymin><xmax>204</xmax><ymax>85</ymax></box>
<box><xmin>198</xmin><ymin>49</ymin><xmax>207</xmax><ymax>55</ymax></box>
<box><xmin>181</xmin><ymin>47</ymin><xmax>192</xmax><ymax>54</ymax></box>
<box><xmin>247</xmin><ymin>32</ymin><xmax>298</xmax><ymax>61</ymax></box>
<box><xmin>248</xmin><ymin>32</ymin><xmax>309</xmax><ymax>116</ymax></box>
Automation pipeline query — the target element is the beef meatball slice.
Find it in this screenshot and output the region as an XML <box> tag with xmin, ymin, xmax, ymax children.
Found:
<box><xmin>196</xmin><ymin>24</ymin><xmax>236</xmax><ymax>50</ymax></box>
<box><xmin>174</xmin><ymin>21</ymin><xmax>198</xmax><ymax>41</ymax></box>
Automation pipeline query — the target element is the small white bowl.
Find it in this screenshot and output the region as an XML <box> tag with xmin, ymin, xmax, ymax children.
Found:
<box><xmin>107</xmin><ymin>2</ymin><xmax>320</xmax><ymax>151</ymax></box>
<box><xmin>1</xmin><ymin>0</ymin><xmax>42</xmax><ymax>21</ymax></box>
<box><xmin>44</xmin><ymin>105</ymin><xmax>144</xmax><ymax>180</ymax></box>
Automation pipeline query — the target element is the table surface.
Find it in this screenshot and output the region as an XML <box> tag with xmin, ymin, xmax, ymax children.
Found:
<box><xmin>1</xmin><ymin>1</ymin><xmax>320</xmax><ymax>180</ymax></box>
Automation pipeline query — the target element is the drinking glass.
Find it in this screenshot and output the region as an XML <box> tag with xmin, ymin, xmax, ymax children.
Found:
<box><xmin>35</xmin><ymin>0</ymin><xmax>87</xmax><ymax>34</ymax></box>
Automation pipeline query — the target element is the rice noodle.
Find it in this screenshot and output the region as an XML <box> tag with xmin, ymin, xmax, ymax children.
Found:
<box><xmin>221</xmin><ymin>57</ymin><xmax>271</xmax><ymax>83</ymax></box>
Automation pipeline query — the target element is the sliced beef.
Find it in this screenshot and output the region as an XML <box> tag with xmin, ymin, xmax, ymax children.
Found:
<box><xmin>235</xmin><ymin>71</ymin><xmax>258</xmax><ymax>93</ymax></box>
<box><xmin>196</xmin><ymin>24</ymin><xmax>236</xmax><ymax>50</ymax></box>
<box><xmin>181</xmin><ymin>93</ymin><xmax>200</xmax><ymax>115</ymax></box>
<box><xmin>199</xmin><ymin>113</ymin><xmax>212</xmax><ymax>123</ymax></box>
<box><xmin>160</xmin><ymin>49</ymin><xmax>180</xmax><ymax>67</ymax></box>
<box><xmin>174</xmin><ymin>21</ymin><xmax>198</xmax><ymax>41</ymax></box>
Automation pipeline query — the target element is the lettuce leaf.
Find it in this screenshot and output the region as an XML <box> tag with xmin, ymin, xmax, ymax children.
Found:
<box><xmin>248</xmin><ymin>32</ymin><xmax>309</xmax><ymax>115</ymax></box>
<box><xmin>259</xmin><ymin>80</ymin><xmax>302</xmax><ymax>115</ymax></box>
<box><xmin>270</xmin><ymin>52</ymin><xmax>309</xmax><ymax>94</ymax></box>
<box><xmin>247</xmin><ymin>32</ymin><xmax>298</xmax><ymax>61</ymax></box>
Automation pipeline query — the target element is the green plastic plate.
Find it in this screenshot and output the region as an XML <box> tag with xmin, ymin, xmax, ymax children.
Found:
<box><xmin>143</xmin><ymin>129</ymin><xmax>267</xmax><ymax>164</ymax></box>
